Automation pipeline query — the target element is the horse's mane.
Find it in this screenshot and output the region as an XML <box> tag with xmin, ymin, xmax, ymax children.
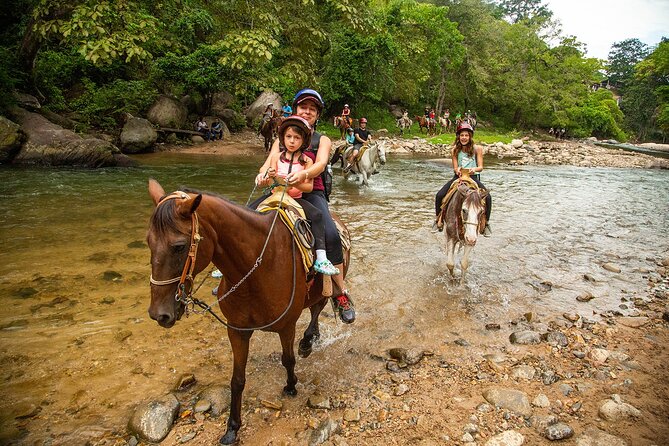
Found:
<box><xmin>150</xmin><ymin>188</ymin><xmax>262</xmax><ymax>236</ymax></box>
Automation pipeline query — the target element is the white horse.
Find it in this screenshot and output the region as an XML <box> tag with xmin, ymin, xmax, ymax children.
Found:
<box><xmin>345</xmin><ymin>141</ymin><xmax>387</xmax><ymax>186</ymax></box>
<box><xmin>441</xmin><ymin>179</ymin><xmax>488</xmax><ymax>284</ymax></box>
<box><xmin>396</xmin><ymin>113</ymin><xmax>412</xmax><ymax>136</ymax></box>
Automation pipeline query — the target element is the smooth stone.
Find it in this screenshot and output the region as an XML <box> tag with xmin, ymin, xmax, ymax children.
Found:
<box><xmin>485</xmin><ymin>430</ymin><xmax>525</xmax><ymax>446</ymax></box>
<box><xmin>509</xmin><ymin>330</ymin><xmax>541</xmax><ymax>345</ymax></box>
<box><xmin>598</xmin><ymin>396</ymin><xmax>641</xmax><ymax>421</ymax></box>
<box><xmin>482</xmin><ymin>388</ymin><xmax>532</xmax><ymax>417</ymax></box>
<box><xmin>602</xmin><ymin>263</ymin><xmax>622</xmax><ymax>273</ymax></box>
<box><xmin>128</xmin><ymin>393</ymin><xmax>180</xmax><ymax>443</ymax></box>
<box><xmin>616</xmin><ymin>317</ymin><xmax>650</xmax><ymax>328</ymax></box>
<box><xmin>307</xmin><ymin>394</ymin><xmax>331</xmax><ymax>410</ymax></box>
<box><xmin>532</xmin><ymin>394</ymin><xmax>550</xmax><ymax>408</ymax></box>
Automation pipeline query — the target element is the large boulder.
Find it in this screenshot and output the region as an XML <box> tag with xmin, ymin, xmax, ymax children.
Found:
<box><xmin>13</xmin><ymin>92</ymin><xmax>41</xmax><ymax>111</ymax></box>
<box><xmin>147</xmin><ymin>95</ymin><xmax>187</xmax><ymax>128</ymax></box>
<box><xmin>210</xmin><ymin>91</ymin><xmax>235</xmax><ymax>116</ymax></box>
<box><xmin>245</xmin><ymin>90</ymin><xmax>282</xmax><ymax>125</ymax></box>
<box><xmin>0</xmin><ymin>116</ymin><xmax>25</xmax><ymax>163</ymax></box>
<box><xmin>9</xmin><ymin>107</ymin><xmax>134</xmax><ymax>167</ymax></box>
<box><xmin>120</xmin><ymin>115</ymin><xmax>157</xmax><ymax>153</ymax></box>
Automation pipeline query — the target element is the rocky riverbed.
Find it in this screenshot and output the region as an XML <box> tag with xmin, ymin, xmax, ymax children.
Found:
<box><xmin>115</xmin><ymin>257</ymin><xmax>669</xmax><ymax>446</ymax></box>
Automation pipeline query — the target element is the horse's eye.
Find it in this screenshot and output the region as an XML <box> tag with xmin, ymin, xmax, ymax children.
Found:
<box><xmin>172</xmin><ymin>244</ymin><xmax>187</xmax><ymax>253</ymax></box>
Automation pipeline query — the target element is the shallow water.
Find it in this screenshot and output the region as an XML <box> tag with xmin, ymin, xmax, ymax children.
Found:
<box><xmin>0</xmin><ymin>152</ymin><xmax>667</xmax><ymax>444</ymax></box>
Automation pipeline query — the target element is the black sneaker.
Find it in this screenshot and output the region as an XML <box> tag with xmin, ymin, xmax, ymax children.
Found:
<box><xmin>483</xmin><ymin>223</ymin><xmax>492</xmax><ymax>237</ymax></box>
<box><xmin>333</xmin><ymin>292</ymin><xmax>356</xmax><ymax>324</ymax></box>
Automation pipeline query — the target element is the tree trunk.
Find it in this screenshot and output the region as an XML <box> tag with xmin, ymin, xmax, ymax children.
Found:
<box><xmin>436</xmin><ymin>68</ymin><xmax>446</xmax><ymax>116</ymax></box>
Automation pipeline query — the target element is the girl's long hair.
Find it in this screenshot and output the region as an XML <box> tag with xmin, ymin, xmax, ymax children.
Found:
<box><xmin>279</xmin><ymin>125</ymin><xmax>308</xmax><ymax>165</ymax></box>
<box><xmin>452</xmin><ymin>131</ymin><xmax>475</xmax><ymax>157</ymax></box>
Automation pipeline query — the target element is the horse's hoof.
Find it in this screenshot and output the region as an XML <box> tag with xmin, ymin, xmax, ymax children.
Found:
<box><xmin>283</xmin><ymin>385</ymin><xmax>298</xmax><ymax>397</ymax></box>
<box><xmin>219</xmin><ymin>429</ymin><xmax>237</xmax><ymax>445</ymax></box>
<box><xmin>298</xmin><ymin>344</ymin><xmax>312</xmax><ymax>358</ymax></box>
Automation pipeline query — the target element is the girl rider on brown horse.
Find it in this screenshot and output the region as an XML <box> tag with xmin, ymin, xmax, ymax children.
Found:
<box><xmin>254</xmin><ymin>89</ymin><xmax>356</xmax><ymax>324</ymax></box>
<box><xmin>434</xmin><ymin>121</ymin><xmax>492</xmax><ymax>235</ymax></box>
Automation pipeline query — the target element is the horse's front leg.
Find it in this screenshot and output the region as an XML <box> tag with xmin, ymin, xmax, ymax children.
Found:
<box><xmin>279</xmin><ymin>326</ymin><xmax>298</xmax><ymax>396</ymax></box>
<box><xmin>445</xmin><ymin>237</ymin><xmax>456</xmax><ymax>278</ymax></box>
<box><xmin>299</xmin><ymin>299</ymin><xmax>328</xmax><ymax>358</ymax></box>
<box><xmin>220</xmin><ymin>329</ymin><xmax>253</xmax><ymax>445</ymax></box>
<box><xmin>460</xmin><ymin>244</ymin><xmax>474</xmax><ymax>285</ymax></box>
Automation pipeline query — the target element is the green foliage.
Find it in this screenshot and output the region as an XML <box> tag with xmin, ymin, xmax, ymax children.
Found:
<box><xmin>70</xmin><ymin>78</ymin><xmax>158</xmax><ymax>129</ymax></box>
<box><xmin>567</xmin><ymin>89</ymin><xmax>626</xmax><ymax>140</ymax></box>
<box><xmin>607</xmin><ymin>38</ymin><xmax>649</xmax><ymax>89</ymax></box>
<box><xmin>0</xmin><ymin>47</ymin><xmax>21</xmax><ymax>112</ymax></box>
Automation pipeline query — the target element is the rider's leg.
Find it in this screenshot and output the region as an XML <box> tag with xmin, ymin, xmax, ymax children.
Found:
<box><xmin>344</xmin><ymin>148</ymin><xmax>359</xmax><ymax>172</ymax></box>
<box><xmin>299</xmin><ymin>199</ymin><xmax>338</xmax><ymax>275</ymax></box>
<box><xmin>473</xmin><ymin>178</ymin><xmax>492</xmax><ymax>235</ymax></box>
<box><xmin>435</xmin><ymin>176</ymin><xmax>457</xmax><ymax>215</ymax></box>
<box><xmin>301</xmin><ymin>192</ymin><xmax>354</xmax><ymax>323</ymax></box>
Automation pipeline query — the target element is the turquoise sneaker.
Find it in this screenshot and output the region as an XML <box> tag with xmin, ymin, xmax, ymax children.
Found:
<box><xmin>314</xmin><ymin>259</ymin><xmax>340</xmax><ymax>275</ymax></box>
<box><xmin>211</xmin><ymin>269</ymin><xmax>223</xmax><ymax>278</ymax></box>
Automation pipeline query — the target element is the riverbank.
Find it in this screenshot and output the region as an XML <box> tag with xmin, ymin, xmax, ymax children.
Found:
<box><xmin>160</xmin><ymin>132</ymin><xmax>669</xmax><ymax>170</ymax></box>
<box><xmin>137</xmin><ymin>257</ymin><xmax>669</xmax><ymax>445</ymax></box>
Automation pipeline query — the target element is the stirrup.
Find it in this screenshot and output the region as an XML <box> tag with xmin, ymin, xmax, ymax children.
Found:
<box><xmin>314</xmin><ymin>259</ymin><xmax>340</xmax><ymax>276</ymax></box>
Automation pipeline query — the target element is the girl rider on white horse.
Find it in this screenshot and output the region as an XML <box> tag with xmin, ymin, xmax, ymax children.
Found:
<box><xmin>255</xmin><ymin>89</ymin><xmax>356</xmax><ymax>324</ymax></box>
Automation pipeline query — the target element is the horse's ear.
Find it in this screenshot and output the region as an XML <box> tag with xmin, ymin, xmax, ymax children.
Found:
<box><xmin>148</xmin><ymin>179</ymin><xmax>165</xmax><ymax>206</ymax></box>
<box><xmin>190</xmin><ymin>194</ymin><xmax>202</xmax><ymax>213</ymax></box>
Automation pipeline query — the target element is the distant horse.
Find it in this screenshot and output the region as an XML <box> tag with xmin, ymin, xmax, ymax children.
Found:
<box><xmin>414</xmin><ymin>116</ymin><xmax>436</xmax><ymax>135</ymax></box>
<box><xmin>334</xmin><ymin>116</ymin><xmax>354</xmax><ymax>140</ymax></box>
<box><xmin>440</xmin><ymin>174</ymin><xmax>488</xmax><ymax>284</ymax></box>
<box><xmin>259</xmin><ymin>112</ymin><xmax>281</xmax><ymax>152</ymax></box>
<box><xmin>438</xmin><ymin>116</ymin><xmax>451</xmax><ymax>133</ymax></box>
<box><xmin>146</xmin><ymin>179</ymin><xmax>350</xmax><ymax>444</ymax></box>
<box><xmin>465</xmin><ymin>116</ymin><xmax>477</xmax><ymax>130</ymax></box>
<box><xmin>344</xmin><ymin>141</ymin><xmax>387</xmax><ymax>186</ymax></box>
<box><xmin>396</xmin><ymin>114</ymin><xmax>412</xmax><ymax>136</ymax></box>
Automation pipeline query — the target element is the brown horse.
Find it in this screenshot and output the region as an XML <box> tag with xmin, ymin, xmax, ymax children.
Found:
<box><xmin>442</xmin><ymin>180</ymin><xmax>488</xmax><ymax>284</ymax></box>
<box><xmin>146</xmin><ymin>179</ymin><xmax>350</xmax><ymax>444</ymax></box>
<box><xmin>414</xmin><ymin>115</ymin><xmax>436</xmax><ymax>135</ymax></box>
<box><xmin>334</xmin><ymin>116</ymin><xmax>356</xmax><ymax>140</ymax></box>
<box><xmin>259</xmin><ymin>112</ymin><xmax>281</xmax><ymax>152</ymax></box>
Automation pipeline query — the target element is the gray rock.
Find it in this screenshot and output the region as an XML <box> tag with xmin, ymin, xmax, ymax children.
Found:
<box><xmin>510</xmin><ymin>365</ymin><xmax>536</xmax><ymax>380</ymax></box>
<box><xmin>485</xmin><ymin>430</ymin><xmax>525</xmax><ymax>445</ymax></box>
<box><xmin>120</xmin><ymin>115</ymin><xmax>157</xmax><ymax>153</ymax></box>
<box><xmin>532</xmin><ymin>394</ymin><xmax>550</xmax><ymax>408</ymax></box>
<box><xmin>575</xmin><ymin>426</ymin><xmax>628</xmax><ymax>446</ymax></box>
<box><xmin>543</xmin><ymin>331</ymin><xmax>569</xmax><ymax>347</ymax></box>
<box><xmin>598</xmin><ymin>395</ymin><xmax>641</xmax><ymax>421</ymax></box>
<box><xmin>559</xmin><ymin>384</ymin><xmax>574</xmax><ymax>396</ymax></box>
<box><xmin>309</xmin><ymin>417</ymin><xmax>340</xmax><ymax>446</ymax></box>
<box><xmin>541</xmin><ymin>370</ymin><xmax>559</xmax><ymax>385</ymax></box>
<box><xmin>197</xmin><ymin>385</ymin><xmax>230</xmax><ymax>416</ymax></box>
<box><xmin>482</xmin><ymin>388</ymin><xmax>533</xmax><ymax>417</ymax></box>
<box><xmin>307</xmin><ymin>394</ymin><xmax>331</xmax><ymax>410</ymax></box>
<box><xmin>128</xmin><ymin>393</ymin><xmax>180</xmax><ymax>443</ymax></box>
<box><xmin>0</xmin><ymin>115</ymin><xmax>24</xmax><ymax>163</ymax></box>
<box><xmin>602</xmin><ymin>263</ymin><xmax>622</xmax><ymax>273</ymax></box>
<box><xmin>9</xmin><ymin>107</ymin><xmax>130</xmax><ymax>167</ymax></box>
<box><xmin>545</xmin><ymin>422</ymin><xmax>574</xmax><ymax>440</ymax></box>
<box><xmin>210</xmin><ymin>91</ymin><xmax>235</xmax><ymax>116</ymax></box>
<box><xmin>530</xmin><ymin>414</ymin><xmax>558</xmax><ymax>431</ymax></box>
<box><xmin>13</xmin><ymin>92</ymin><xmax>41</xmax><ymax>110</ymax></box>
<box><xmin>147</xmin><ymin>95</ymin><xmax>188</xmax><ymax>128</ymax></box>
<box><xmin>509</xmin><ymin>330</ymin><xmax>541</xmax><ymax>345</ymax></box>
<box><xmin>589</xmin><ymin>348</ymin><xmax>610</xmax><ymax>363</ymax></box>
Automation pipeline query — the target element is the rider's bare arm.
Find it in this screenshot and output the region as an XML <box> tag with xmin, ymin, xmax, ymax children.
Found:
<box><xmin>473</xmin><ymin>145</ymin><xmax>484</xmax><ymax>173</ymax></box>
<box><xmin>451</xmin><ymin>149</ymin><xmax>460</xmax><ymax>176</ymax></box>
<box><xmin>292</xmin><ymin>157</ymin><xmax>315</xmax><ymax>193</ymax></box>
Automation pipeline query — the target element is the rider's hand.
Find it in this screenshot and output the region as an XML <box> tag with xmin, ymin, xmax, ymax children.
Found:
<box><xmin>455</xmin><ymin>167</ymin><xmax>462</xmax><ymax>177</ymax></box>
<box><xmin>267</xmin><ymin>167</ymin><xmax>276</xmax><ymax>178</ymax></box>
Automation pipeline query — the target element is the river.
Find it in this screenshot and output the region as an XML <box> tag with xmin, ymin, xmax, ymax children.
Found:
<box><xmin>0</xmin><ymin>151</ymin><xmax>667</xmax><ymax>444</ymax></box>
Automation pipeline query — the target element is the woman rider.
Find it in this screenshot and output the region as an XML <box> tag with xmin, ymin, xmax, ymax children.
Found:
<box><xmin>254</xmin><ymin>88</ymin><xmax>355</xmax><ymax>324</ymax></box>
<box><xmin>434</xmin><ymin>121</ymin><xmax>492</xmax><ymax>235</ymax></box>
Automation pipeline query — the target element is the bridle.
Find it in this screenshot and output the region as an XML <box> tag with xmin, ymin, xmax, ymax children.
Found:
<box><xmin>148</xmin><ymin>187</ymin><xmax>299</xmax><ymax>331</ymax></box>
<box><xmin>149</xmin><ymin>192</ymin><xmax>202</xmax><ymax>304</ymax></box>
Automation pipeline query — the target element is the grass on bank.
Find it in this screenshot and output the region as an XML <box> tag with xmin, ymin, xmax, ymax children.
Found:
<box><xmin>317</xmin><ymin>119</ymin><xmax>522</xmax><ymax>145</ymax></box>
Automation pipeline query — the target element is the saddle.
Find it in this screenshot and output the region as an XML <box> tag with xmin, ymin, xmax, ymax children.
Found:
<box><xmin>257</xmin><ymin>187</ymin><xmax>314</xmax><ymax>274</ymax></box>
<box><xmin>344</xmin><ymin>143</ymin><xmax>368</xmax><ymax>169</ymax></box>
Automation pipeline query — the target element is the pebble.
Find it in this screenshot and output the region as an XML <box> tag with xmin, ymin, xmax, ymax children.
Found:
<box><xmin>602</xmin><ymin>263</ymin><xmax>622</xmax><ymax>273</ymax></box>
<box><xmin>307</xmin><ymin>395</ymin><xmax>331</xmax><ymax>410</ymax></box>
<box><xmin>343</xmin><ymin>409</ymin><xmax>360</xmax><ymax>422</ymax></box>
<box><xmin>545</xmin><ymin>422</ymin><xmax>574</xmax><ymax>440</ymax></box>
<box><xmin>577</xmin><ymin>291</ymin><xmax>595</xmax><ymax>302</ymax></box>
